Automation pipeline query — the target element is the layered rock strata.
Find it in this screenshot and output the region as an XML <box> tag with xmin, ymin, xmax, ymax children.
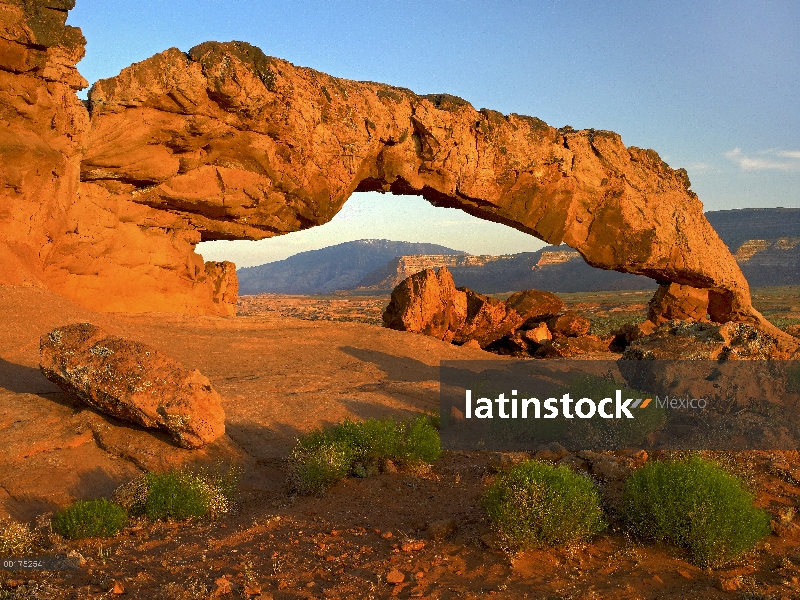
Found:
<box><xmin>0</xmin><ymin>1</ymin><xmax>787</xmax><ymax>340</ymax></box>
<box><xmin>40</xmin><ymin>323</ymin><xmax>226</xmax><ymax>448</ymax></box>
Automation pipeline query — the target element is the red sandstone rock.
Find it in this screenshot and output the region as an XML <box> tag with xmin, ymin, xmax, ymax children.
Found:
<box><xmin>483</xmin><ymin>331</ymin><xmax>530</xmax><ymax>356</ymax></box>
<box><xmin>383</xmin><ymin>270</ymin><xmax>558</xmax><ymax>349</ymax></box>
<box><xmin>523</xmin><ymin>322</ymin><xmax>552</xmax><ymax>344</ymax></box>
<box><xmin>382</xmin><ymin>267</ymin><xmax>467</xmax><ymax>341</ymax></box>
<box><xmin>504</xmin><ymin>290</ymin><xmax>564</xmax><ymax>326</ymax></box>
<box><xmin>0</xmin><ymin>1</ymin><xmax>237</xmax><ymax>316</ymax></box>
<box><xmin>39</xmin><ymin>323</ymin><xmax>226</xmax><ymax>448</ymax></box>
<box><xmin>0</xmin><ymin>0</ymin><xmax>88</xmax><ymax>287</ymax></box>
<box><xmin>386</xmin><ymin>569</ymin><xmax>405</xmax><ymax>584</ymax></box>
<box><xmin>78</xmin><ymin>40</ymin><xmax>772</xmax><ymax>330</ymax></box>
<box><xmin>622</xmin><ymin>321</ymin><xmax>785</xmax><ymax>360</ymax></box>
<box><xmin>547</xmin><ymin>312</ymin><xmax>591</xmax><ymax>337</ymax></box>
<box><xmin>535</xmin><ymin>335</ymin><xmax>611</xmax><ymax>358</ymax></box>
<box><xmin>454</xmin><ymin>289</ymin><xmax>524</xmax><ymax>347</ymax></box>
<box><xmin>648</xmin><ymin>282</ymin><xmax>710</xmax><ymax>324</ymax></box>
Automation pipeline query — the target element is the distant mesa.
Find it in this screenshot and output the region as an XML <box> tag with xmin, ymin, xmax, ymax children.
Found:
<box><xmin>706</xmin><ymin>208</ymin><xmax>800</xmax><ymax>289</ymax></box>
<box><xmin>0</xmin><ymin>0</ymin><xmax>792</xmax><ymax>346</ymax></box>
<box><xmin>237</xmin><ymin>208</ymin><xmax>800</xmax><ymax>296</ymax></box>
<box><xmin>237</xmin><ymin>240</ymin><xmax>464</xmax><ymax>295</ymax></box>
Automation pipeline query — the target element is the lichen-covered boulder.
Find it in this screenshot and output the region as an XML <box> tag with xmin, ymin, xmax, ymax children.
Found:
<box><xmin>40</xmin><ymin>323</ymin><xmax>225</xmax><ymax>448</ymax></box>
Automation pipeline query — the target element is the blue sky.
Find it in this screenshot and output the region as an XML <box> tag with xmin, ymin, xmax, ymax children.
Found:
<box><xmin>68</xmin><ymin>0</ymin><xmax>800</xmax><ymax>266</ymax></box>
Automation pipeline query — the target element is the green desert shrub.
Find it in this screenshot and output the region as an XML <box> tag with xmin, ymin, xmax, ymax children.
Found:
<box><xmin>0</xmin><ymin>519</ymin><xmax>39</xmax><ymax>556</ymax></box>
<box><xmin>141</xmin><ymin>470</ymin><xmax>209</xmax><ymax>521</ymax></box>
<box><xmin>52</xmin><ymin>499</ymin><xmax>127</xmax><ymax>540</ymax></box>
<box><xmin>288</xmin><ymin>415</ymin><xmax>441</xmax><ymax>495</ymax></box>
<box><xmin>112</xmin><ymin>465</ymin><xmax>240</xmax><ymax>522</ymax></box>
<box><xmin>623</xmin><ymin>456</ymin><xmax>771</xmax><ymax>567</ymax></box>
<box><xmin>482</xmin><ymin>460</ymin><xmax>607</xmax><ymax>549</ymax></box>
<box><xmin>588</xmin><ymin>314</ymin><xmax>646</xmax><ymax>338</ymax></box>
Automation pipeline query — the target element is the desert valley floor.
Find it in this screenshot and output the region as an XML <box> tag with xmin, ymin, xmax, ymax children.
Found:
<box><xmin>2</xmin><ymin>285</ymin><xmax>800</xmax><ymax>599</ymax></box>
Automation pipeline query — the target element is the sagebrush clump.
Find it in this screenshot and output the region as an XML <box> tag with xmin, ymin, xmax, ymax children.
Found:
<box><xmin>623</xmin><ymin>455</ymin><xmax>771</xmax><ymax>567</ymax></box>
<box><xmin>51</xmin><ymin>499</ymin><xmax>128</xmax><ymax>540</ymax></box>
<box><xmin>288</xmin><ymin>415</ymin><xmax>441</xmax><ymax>495</ymax></box>
<box><xmin>482</xmin><ymin>460</ymin><xmax>607</xmax><ymax>549</ymax></box>
<box><xmin>112</xmin><ymin>464</ymin><xmax>240</xmax><ymax>522</ymax></box>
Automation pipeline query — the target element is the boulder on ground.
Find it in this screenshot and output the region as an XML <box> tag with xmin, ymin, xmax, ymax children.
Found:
<box><xmin>504</xmin><ymin>290</ymin><xmax>564</xmax><ymax>326</ymax></box>
<box><xmin>383</xmin><ymin>269</ymin><xmax>551</xmax><ymax>347</ymax></box>
<box><xmin>523</xmin><ymin>322</ymin><xmax>553</xmax><ymax>344</ymax></box>
<box><xmin>452</xmin><ymin>289</ymin><xmax>524</xmax><ymax>347</ymax></box>
<box><xmin>547</xmin><ymin>312</ymin><xmax>591</xmax><ymax>337</ymax></box>
<box><xmin>648</xmin><ymin>282</ymin><xmax>709</xmax><ymax>324</ymax></box>
<box><xmin>40</xmin><ymin>323</ymin><xmax>226</xmax><ymax>448</ymax></box>
<box><xmin>382</xmin><ymin>267</ymin><xmax>467</xmax><ymax>341</ymax></box>
<box><xmin>384</xmin><ymin>271</ymin><xmax>616</xmax><ymax>356</ymax></box>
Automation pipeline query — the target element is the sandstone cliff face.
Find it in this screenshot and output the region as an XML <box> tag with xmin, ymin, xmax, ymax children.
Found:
<box><xmin>0</xmin><ymin>1</ymin><xmax>238</xmax><ymax>315</ymax></box>
<box><xmin>0</xmin><ymin>2</ymin><xmax>781</xmax><ymax>333</ymax></box>
<box><xmin>0</xmin><ymin>0</ymin><xmax>87</xmax><ymax>286</ymax></box>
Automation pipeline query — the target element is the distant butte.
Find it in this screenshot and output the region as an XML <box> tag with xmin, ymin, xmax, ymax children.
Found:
<box><xmin>0</xmin><ymin>0</ymin><xmax>792</xmax><ymax>345</ymax></box>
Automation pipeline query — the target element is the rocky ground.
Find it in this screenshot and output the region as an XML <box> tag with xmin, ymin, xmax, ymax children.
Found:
<box><xmin>235</xmin><ymin>287</ymin><xmax>800</xmax><ymax>337</ymax></box>
<box><xmin>2</xmin><ymin>285</ymin><xmax>800</xmax><ymax>599</ymax></box>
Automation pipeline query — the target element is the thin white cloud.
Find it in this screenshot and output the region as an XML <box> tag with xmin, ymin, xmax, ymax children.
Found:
<box><xmin>725</xmin><ymin>147</ymin><xmax>800</xmax><ymax>172</ymax></box>
<box><xmin>686</xmin><ymin>162</ymin><xmax>713</xmax><ymax>174</ymax></box>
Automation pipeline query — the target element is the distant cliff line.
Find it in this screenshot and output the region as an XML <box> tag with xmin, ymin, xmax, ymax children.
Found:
<box><xmin>235</xmin><ymin>208</ymin><xmax>800</xmax><ymax>295</ymax></box>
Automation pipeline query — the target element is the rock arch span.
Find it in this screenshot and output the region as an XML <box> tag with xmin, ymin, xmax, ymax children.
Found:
<box><xmin>0</xmin><ymin>2</ymin><xmax>780</xmax><ymax>339</ymax></box>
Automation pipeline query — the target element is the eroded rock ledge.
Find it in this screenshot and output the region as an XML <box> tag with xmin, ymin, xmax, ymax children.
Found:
<box><xmin>0</xmin><ymin>0</ymin><xmax>787</xmax><ymax>340</ymax></box>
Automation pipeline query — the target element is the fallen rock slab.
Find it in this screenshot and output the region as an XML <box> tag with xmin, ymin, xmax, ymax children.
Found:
<box><xmin>39</xmin><ymin>323</ymin><xmax>225</xmax><ymax>448</ymax></box>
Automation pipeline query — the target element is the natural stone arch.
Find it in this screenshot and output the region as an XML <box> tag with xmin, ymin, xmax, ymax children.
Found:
<box><xmin>80</xmin><ymin>42</ymin><xmax>760</xmax><ymax>323</ymax></box>
<box><xmin>0</xmin><ymin>2</ymin><xmax>782</xmax><ymax>341</ymax></box>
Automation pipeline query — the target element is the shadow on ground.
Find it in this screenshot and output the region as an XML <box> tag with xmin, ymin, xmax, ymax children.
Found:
<box><xmin>0</xmin><ymin>356</ymin><xmax>61</xmax><ymax>395</ymax></box>
<box><xmin>339</xmin><ymin>346</ymin><xmax>440</xmax><ymax>383</ymax></box>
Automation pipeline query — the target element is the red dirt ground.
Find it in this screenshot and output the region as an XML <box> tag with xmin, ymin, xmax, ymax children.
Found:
<box><xmin>2</xmin><ymin>285</ymin><xmax>800</xmax><ymax>599</ymax></box>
